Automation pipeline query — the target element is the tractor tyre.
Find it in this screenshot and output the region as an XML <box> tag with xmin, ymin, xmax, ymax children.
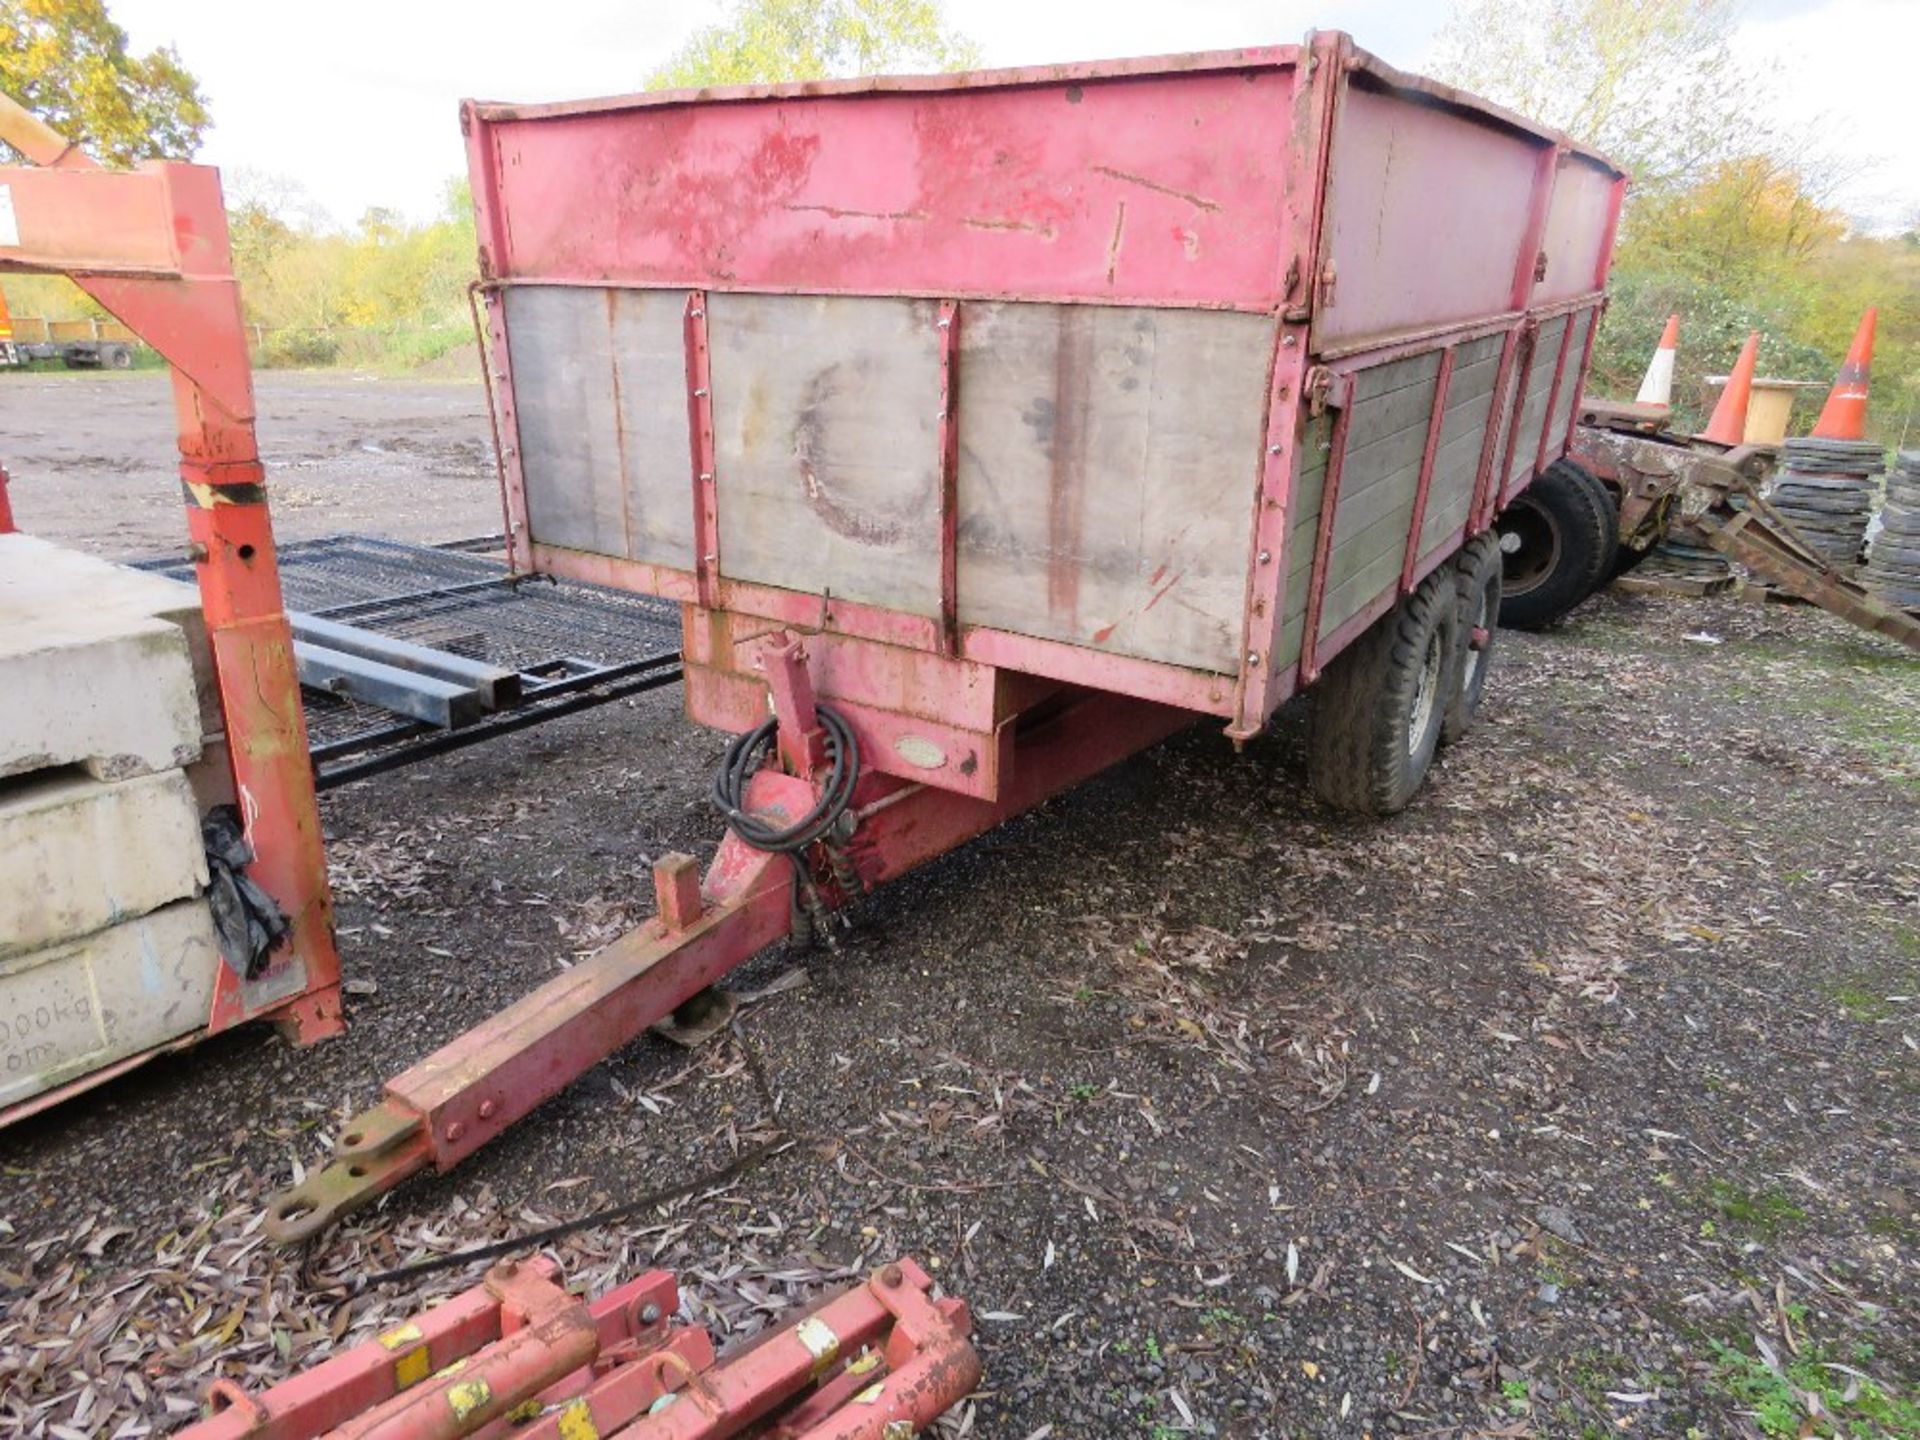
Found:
<box><xmin>1496</xmin><ymin>459</ymin><xmax>1615</xmax><ymax>629</ymax></box>
<box><xmin>1308</xmin><ymin>566</ymin><xmax>1461</xmax><ymax>816</ymax></box>
<box><xmin>1441</xmin><ymin>533</ymin><xmax>1501</xmax><ymax>747</ymax></box>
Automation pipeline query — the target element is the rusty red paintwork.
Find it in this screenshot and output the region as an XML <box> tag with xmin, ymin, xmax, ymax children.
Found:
<box><xmin>0</xmin><ymin>104</ymin><xmax>344</xmax><ymax>1118</ymax></box>
<box><xmin>266</xmin><ymin>33</ymin><xmax>1622</xmax><ymax>1237</ymax></box>
<box><xmin>177</xmin><ymin>1255</ymin><xmax>974</xmax><ymax>1440</ymax></box>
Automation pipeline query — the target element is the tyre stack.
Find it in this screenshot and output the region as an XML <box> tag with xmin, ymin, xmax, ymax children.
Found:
<box><xmin>1863</xmin><ymin>450</ymin><xmax>1920</xmax><ymax>610</ymax></box>
<box><xmin>1764</xmin><ymin>437</ymin><xmax>1885</xmax><ymax>571</ymax></box>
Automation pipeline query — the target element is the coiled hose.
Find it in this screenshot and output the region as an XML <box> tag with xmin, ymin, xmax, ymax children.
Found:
<box><xmin>709</xmin><ymin>703</ymin><xmax>861</xmax><ymax>856</ymax></box>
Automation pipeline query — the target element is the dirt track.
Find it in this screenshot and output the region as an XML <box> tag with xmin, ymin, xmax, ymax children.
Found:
<box><xmin>1</xmin><ymin>376</ymin><xmax>1917</xmax><ymax>1439</ymax></box>
<box><xmin>2</xmin><ymin>371</ymin><xmax>498</xmax><ymax>558</ymax></box>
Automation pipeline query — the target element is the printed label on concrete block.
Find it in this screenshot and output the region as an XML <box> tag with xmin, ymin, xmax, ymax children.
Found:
<box><xmin>0</xmin><ymin>768</ymin><xmax>209</xmax><ymax>959</ymax></box>
<box><xmin>0</xmin><ymin>898</ymin><xmax>219</xmax><ymax>1110</ymax></box>
<box><xmin>0</xmin><ymin>532</ymin><xmax>221</xmax><ymax>735</ymax></box>
<box><xmin>0</xmin><ymin>613</ymin><xmax>202</xmax><ymax>782</ymax></box>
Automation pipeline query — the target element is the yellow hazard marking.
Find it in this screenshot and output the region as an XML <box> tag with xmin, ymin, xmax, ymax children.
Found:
<box><xmin>393</xmin><ymin>1347</ymin><xmax>431</xmax><ymax>1390</ymax></box>
<box><xmin>448</xmin><ymin>1379</ymin><xmax>492</xmax><ymax>1422</ymax></box>
<box><xmin>794</xmin><ymin>1316</ymin><xmax>840</xmax><ymax>1377</ymax></box>
<box><xmin>846</xmin><ymin>1351</ymin><xmax>882</xmax><ymax>1376</ymax></box>
<box><xmin>883</xmin><ymin>1423</ymin><xmax>914</xmax><ymax>1440</ymax></box>
<box><xmin>505</xmin><ymin>1398</ymin><xmax>544</xmax><ymax>1424</ymax></box>
<box><xmin>853</xmin><ymin>1382</ymin><xmax>886</xmax><ymax>1405</ymax></box>
<box><xmin>378</xmin><ymin>1322</ymin><xmax>424</xmax><ymax>1350</ymax></box>
<box><xmin>556</xmin><ymin>1398</ymin><xmax>599</xmax><ymax>1440</ymax></box>
<box><xmin>434</xmin><ymin>1358</ymin><xmax>468</xmax><ymax>1379</ymax></box>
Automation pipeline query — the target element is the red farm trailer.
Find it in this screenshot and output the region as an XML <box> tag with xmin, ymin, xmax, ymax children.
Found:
<box><xmin>267</xmin><ymin>32</ymin><xmax>1625</xmax><ymax>1244</ymax></box>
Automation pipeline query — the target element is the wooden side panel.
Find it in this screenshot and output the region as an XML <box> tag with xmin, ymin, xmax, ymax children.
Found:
<box><xmin>1316</xmin><ymin>351</ymin><xmax>1442</xmax><ymax>641</ymax></box>
<box><xmin>708</xmin><ymin>293</ymin><xmax>943</xmax><ymax>616</ymax></box>
<box><xmin>504</xmin><ymin>286</ymin><xmax>696</xmax><ymax>568</ymax></box>
<box><xmin>1544</xmin><ymin>308</ymin><xmax>1595</xmax><ymax>453</ymax></box>
<box><xmin>1505</xmin><ymin>314</ymin><xmax>1569</xmax><ymax>490</ymax></box>
<box><xmin>1419</xmin><ymin>331</ymin><xmax>1504</xmax><ymax>553</ymax></box>
<box><xmin>1275</xmin><ymin>412</ymin><xmax>1332</xmax><ymax>671</ymax></box>
<box><xmin>954</xmin><ymin>302</ymin><xmax>1273</xmax><ymax>674</ymax></box>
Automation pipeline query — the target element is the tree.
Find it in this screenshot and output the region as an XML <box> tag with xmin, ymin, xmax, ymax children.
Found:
<box><xmin>1428</xmin><ymin>0</ymin><xmax>1752</xmax><ymax>192</ymax></box>
<box><xmin>649</xmin><ymin>0</ymin><xmax>979</xmax><ymax>89</ymax></box>
<box><xmin>0</xmin><ymin>0</ymin><xmax>208</xmax><ymax>165</ymax></box>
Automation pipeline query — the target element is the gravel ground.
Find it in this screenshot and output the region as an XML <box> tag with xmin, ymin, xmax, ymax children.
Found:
<box><xmin>1</xmin><ymin>372</ymin><xmax>498</xmax><ymax>557</ymax></box>
<box><xmin>2</xmin><ymin>562</ymin><xmax>1916</xmax><ymax>1433</ymax></box>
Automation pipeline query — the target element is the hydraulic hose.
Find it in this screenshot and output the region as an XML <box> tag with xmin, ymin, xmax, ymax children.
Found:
<box><xmin>709</xmin><ymin>703</ymin><xmax>861</xmax><ymax>856</ymax></box>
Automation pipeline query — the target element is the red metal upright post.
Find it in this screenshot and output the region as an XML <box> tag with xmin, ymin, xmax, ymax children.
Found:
<box><xmin>0</xmin><ymin>101</ymin><xmax>343</xmax><ymax>1046</ymax></box>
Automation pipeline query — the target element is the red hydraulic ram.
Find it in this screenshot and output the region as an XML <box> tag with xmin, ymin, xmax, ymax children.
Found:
<box><xmin>268</xmin><ymin>32</ymin><xmax>1623</xmax><ymax>1238</ymax></box>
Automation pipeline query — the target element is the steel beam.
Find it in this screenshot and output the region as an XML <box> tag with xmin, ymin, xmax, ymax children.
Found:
<box><xmin>294</xmin><ymin>642</ymin><xmax>486</xmax><ymax>729</ymax></box>
<box><xmin>290</xmin><ymin>612</ymin><xmax>521</xmax><ymax>708</ymax></box>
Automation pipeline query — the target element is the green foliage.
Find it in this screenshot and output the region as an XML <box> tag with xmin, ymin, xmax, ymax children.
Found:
<box><xmin>1708</xmin><ymin>1338</ymin><xmax>1919</xmax><ymax>1438</ymax></box>
<box><xmin>1429</xmin><ymin>0</ymin><xmax>1751</xmax><ymax>192</ymax></box>
<box><xmin>0</xmin><ymin>0</ymin><xmax>208</xmax><ymax>164</ymax></box>
<box><xmin>1435</xmin><ymin>0</ymin><xmax>1920</xmax><ymax>447</ymax></box>
<box><xmin>225</xmin><ymin>176</ymin><xmax>477</xmax><ymax>369</ymax></box>
<box><xmin>650</xmin><ymin>0</ymin><xmax>979</xmax><ymax>88</ymax></box>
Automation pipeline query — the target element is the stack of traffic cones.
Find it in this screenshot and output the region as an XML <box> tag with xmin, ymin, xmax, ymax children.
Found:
<box><xmin>1766</xmin><ymin>310</ymin><xmax>1883</xmax><ymax>572</ymax></box>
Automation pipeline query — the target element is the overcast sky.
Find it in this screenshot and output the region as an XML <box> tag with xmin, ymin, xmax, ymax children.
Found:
<box><xmin>111</xmin><ymin>0</ymin><xmax>1918</xmax><ymax>232</ymax></box>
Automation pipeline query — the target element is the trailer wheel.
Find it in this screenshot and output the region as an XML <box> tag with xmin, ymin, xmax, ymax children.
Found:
<box><xmin>1496</xmin><ymin>459</ymin><xmax>1614</xmax><ymax>629</ymax></box>
<box><xmin>1308</xmin><ymin>567</ymin><xmax>1460</xmax><ymax>815</ymax></box>
<box><xmin>107</xmin><ymin>344</ymin><xmax>134</xmax><ymax>369</ymax></box>
<box><xmin>1441</xmin><ymin>533</ymin><xmax>1501</xmax><ymax>746</ymax></box>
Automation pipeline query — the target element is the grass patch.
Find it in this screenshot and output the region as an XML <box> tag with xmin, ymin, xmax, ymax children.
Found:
<box><xmin>1829</xmin><ymin>980</ymin><xmax>1895</xmax><ymax>1021</ymax></box>
<box><xmin>1709</xmin><ymin>1337</ymin><xmax>1920</xmax><ymax>1438</ymax></box>
<box><xmin>1705</xmin><ymin>1180</ymin><xmax>1807</xmax><ymax>1239</ymax></box>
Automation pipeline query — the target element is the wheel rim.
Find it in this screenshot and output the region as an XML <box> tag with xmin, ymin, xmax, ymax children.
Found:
<box><xmin>1498</xmin><ymin>499</ymin><xmax>1560</xmax><ymax>596</ymax></box>
<box><xmin>1408</xmin><ymin>626</ymin><xmax>1445</xmax><ymax>756</ymax></box>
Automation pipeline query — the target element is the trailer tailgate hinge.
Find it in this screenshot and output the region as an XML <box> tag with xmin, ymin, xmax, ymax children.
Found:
<box><xmin>1316</xmin><ymin>257</ymin><xmax>1338</xmax><ymax>310</ymax></box>
<box><xmin>1305</xmin><ymin>365</ymin><xmax>1336</xmax><ymax>417</ymax></box>
<box><xmin>1533</xmin><ymin>249</ymin><xmax>1549</xmax><ymax>283</ymax></box>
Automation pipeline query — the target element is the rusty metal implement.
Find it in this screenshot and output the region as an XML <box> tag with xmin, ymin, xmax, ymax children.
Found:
<box><xmin>175</xmin><ymin>1256</ymin><xmax>976</xmax><ymax>1440</ymax></box>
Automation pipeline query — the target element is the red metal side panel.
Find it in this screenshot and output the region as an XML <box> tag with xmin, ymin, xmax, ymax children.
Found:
<box><xmin>1535</xmin><ymin>156</ymin><xmax>1618</xmax><ymax>303</ymax></box>
<box><xmin>470</xmin><ymin>61</ymin><xmax>1296</xmax><ymax>309</ymax></box>
<box><xmin>1313</xmin><ymin>80</ymin><xmax>1545</xmax><ymax>354</ymax></box>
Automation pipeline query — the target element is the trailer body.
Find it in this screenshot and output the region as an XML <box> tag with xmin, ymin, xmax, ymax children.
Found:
<box><xmin>466</xmin><ymin>32</ymin><xmax>1624</xmax><ymax>759</ymax></box>
<box><xmin>262</xmin><ymin>34</ymin><xmax>1626</xmax><ymax>1242</ymax></box>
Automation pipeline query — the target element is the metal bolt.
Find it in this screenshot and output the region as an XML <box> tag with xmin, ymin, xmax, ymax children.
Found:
<box><xmin>1268</xmin><ymin>443</ymin><xmax>1282</xmax><ymax>454</ymax></box>
<box><xmin>937</xmin><ymin>317</ymin><xmax>951</xmax><ymax>329</ymax></box>
<box><xmin>699</xmin><ymin>472</ymin><xmax>713</xmax><ymax>482</ymax></box>
<box><xmin>879</xmin><ymin>1263</ymin><xmax>903</xmax><ymax>1288</ymax></box>
<box><xmin>1282</xmin><ymin>335</ymin><xmax>1298</xmax><ymax>347</ymax></box>
<box><xmin>690</xmin><ymin>309</ymin><xmax>705</xmax><ymax>318</ymax></box>
<box><xmin>478</xmin><ymin>1098</ymin><xmax>498</xmax><ymax>1119</ymax></box>
<box><xmin>446</xmin><ymin>1121</ymin><xmax>465</xmax><ymax>1142</ymax></box>
<box><xmin>694</xmin><ymin>387</ymin><xmax>709</xmax><ymax>397</ymax></box>
<box><xmin>1258</xmin><ymin>550</ymin><xmax>1271</xmax><ymax>563</ymax></box>
<box><xmin>639</xmin><ymin>1303</ymin><xmax>662</xmax><ymax>1325</ymax></box>
<box><xmin>1247</xmin><ymin>652</ymin><xmax>1261</xmax><ymax>666</ymax></box>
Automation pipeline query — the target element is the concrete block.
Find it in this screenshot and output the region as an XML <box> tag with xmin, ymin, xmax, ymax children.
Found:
<box><xmin>0</xmin><ymin>612</ymin><xmax>202</xmax><ymax>781</ymax></box>
<box><xmin>186</xmin><ymin>731</ymin><xmax>237</xmax><ymax>814</ymax></box>
<box><xmin>0</xmin><ymin>768</ymin><xmax>208</xmax><ymax>959</ymax></box>
<box><xmin>0</xmin><ymin>533</ymin><xmax>220</xmax><ymax>735</ymax></box>
<box><xmin>0</xmin><ymin>898</ymin><xmax>220</xmax><ymax>1110</ymax></box>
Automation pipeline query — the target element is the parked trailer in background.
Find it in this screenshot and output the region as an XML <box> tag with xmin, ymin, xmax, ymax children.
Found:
<box><xmin>269</xmin><ymin>32</ymin><xmax>1625</xmax><ymax>1241</ymax></box>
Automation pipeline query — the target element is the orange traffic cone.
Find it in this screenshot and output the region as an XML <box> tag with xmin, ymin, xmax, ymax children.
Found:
<box><xmin>1635</xmin><ymin>313</ymin><xmax>1681</xmax><ymax>407</ymax></box>
<box><xmin>1702</xmin><ymin>330</ymin><xmax>1760</xmax><ymax>444</ymax></box>
<box><xmin>1810</xmin><ymin>308</ymin><xmax>1876</xmax><ymax>440</ymax></box>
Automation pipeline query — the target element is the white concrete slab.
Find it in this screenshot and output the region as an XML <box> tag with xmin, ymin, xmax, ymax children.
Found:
<box><xmin>0</xmin><ymin>898</ymin><xmax>220</xmax><ymax>1110</ymax></box>
<box><xmin>0</xmin><ymin>768</ymin><xmax>208</xmax><ymax>959</ymax></box>
<box><xmin>0</xmin><ymin>532</ymin><xmax>220</xmax><ymax>734</ymax></box>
